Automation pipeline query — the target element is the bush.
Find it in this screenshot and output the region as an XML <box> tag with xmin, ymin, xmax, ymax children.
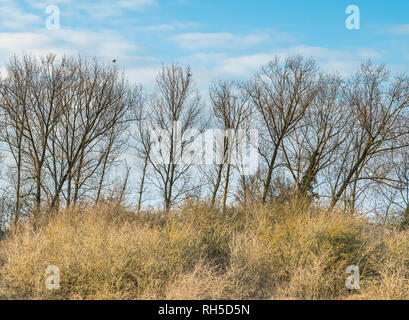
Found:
<box><xmin>0</xmin><ymin>204</ymin><xmax>203</xmax><ymax>299</ymax></box>
<box><xmin>1</xmin><ymin>200</ymin><xmax>409</xmax><ymax>300</ymax></box>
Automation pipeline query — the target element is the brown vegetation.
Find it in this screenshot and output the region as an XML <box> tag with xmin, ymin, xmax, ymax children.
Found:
<box><xmin>0</xmin><ymin>201</ymin><xmax>409</xmax><ymax>300</ymax></box>
<box><xmin>0</xmin><ymin>53</ymin><xmax>409</xmax><ymax>300</ymax></box>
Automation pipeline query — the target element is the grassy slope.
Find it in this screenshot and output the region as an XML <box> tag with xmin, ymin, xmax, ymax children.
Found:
<box><xmin>0</xmin><ymin>200</ymin><xmax>408</xmax><ymax>300</ymax></box>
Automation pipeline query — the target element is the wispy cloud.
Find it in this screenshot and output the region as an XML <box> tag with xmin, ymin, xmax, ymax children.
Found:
<box><xmin>26</xmin><ymin>0</ymin><xmax>159</xmax><ymax>20</ymax></box>
<box><xmin>0</xmin><ymin>29</ymin><xmax>141</xmax><ymax>63</ymax></box>
<box><xmin>135</xmin><ymin>22</ymin><xmax>199</xmax><ymax>32</ymax></box>
<box><xmin>387</xmin><ymin>24</ymin><xmax>409</xmax><ymax>35</ymax></box>
<box><xmin>171</xmin><ymin>32</ymin><xmax>272</xmax><ymax>50</ymax></box>
<box><xmin>178</xmin><ymin>46</ymin><xmax>385</xmax><ymax>86</ymax></box>
<box><xmin>0</xmin><ymin>0</ymin><xmax>42</xmax><ymax>29</ymax></box>
<box><xmin>279</xmin><ymin>46</ymin><xmax>384</xmax><ymax>75</ymax></box>
<box><xmin>118</xmin><ymin>0</ymin><xmax>159</xmax><ymax>10</ymax></box>
<box><xmin>0</xmin><ymin>0</ymin><xmax>403</xmax><ymax>92</ymax></box>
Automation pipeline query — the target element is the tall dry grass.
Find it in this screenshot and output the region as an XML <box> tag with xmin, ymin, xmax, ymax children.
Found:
<box><xmin>0</xmin><ymin>200</ymin><xmax>409</xmax><ymax>300</ymax></box>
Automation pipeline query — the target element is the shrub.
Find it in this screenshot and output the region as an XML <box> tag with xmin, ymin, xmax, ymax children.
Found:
<box><xmin>1</xmin><ymin>200</ymin><xmax>409</xmax><ymax>300</ymax></box>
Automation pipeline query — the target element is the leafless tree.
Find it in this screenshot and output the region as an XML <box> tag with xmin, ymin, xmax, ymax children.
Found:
<box><xmin>328</xmin><ymin>62</ymin><xmax>409</xmax><ymax>212</ymax></box>
<box><xmin>0</xmin><ymin>54</ymin><xmax>68</xmax><ymax>225</ymax></box>
<box><xmin>129</xmin><ymin>90</ymin><xmax>152</xmax><ymax>213</ymax></box>
<box><xmin>45</xmin><ymin>56</ymin><xmax>138</xmax><ymax>208</ymax></box>
<box><xmin>146</xmin><ymin>64</ymin><xmax>202</xmax><ymax>211</ymax></box>
<box><xmin>0</xmin><ymin>54</ymin><xmax>139</xmax><ymax>226</ymax></box>
<box><xmin>280</xmin><ymin>75</ymin><xmax>348</xmax><ymax>200</ymax></box>
<box><xmin>245</xmin><ymin>55</ymin><xmax>321</xmax><ymax>204</ymax></box>
<box><xmin>204</xmin><ymin>80</ymin><xmax>252</xmax><ymax>213</ymax></box>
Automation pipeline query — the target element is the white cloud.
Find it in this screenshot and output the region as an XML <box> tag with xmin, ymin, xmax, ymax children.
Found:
<box><xmin>171</xmin><ymin>32</ymin><xmax>271</xmax><ymax>50</ymax></box>
<box><xmin>134</xmin><ymin>22</ymin><xmax>199</xmax><ymax>32</ymax></box>
<box><xmin>25</xmin><ymin>0</ymin><xmax>72</xmax><ymax>8</ymax></box>
<box><xmin>177</xmin><ymin>46</ymin><xmax>385</xmax><ymax>88</ymax></box>
<box><xmin>137</xmin><ymin>24</ymin><xmax>175</xmax><ymax>32</ymax></box>
<box><xmin>127</xmin><ymin>66</ymin><xmax>159</xmax><ymax>89</ymax></box>
<box><xmin>0</xmin><ymin>27</ymin><xmax>162</xmax><ymax>89</ymax></box>
<box><xmin>0</xmin><ymin>29</ymin><xmax>141</xmax><ymax>64</ymax></box>
<box><xmin>387</xmin><ymin>24</ymin><xmax>409</xmax><ymax>35</ymax></box>
<box><xmin>0</xmin><ymin>2</ymin><xmax>390</xmax><ymax>94</ymax></box>
<box><xmin>117</xmin><ymin>0</ymin><xmax>158</xmax><ymax>10</ymax></box>
<box><xmin>0</xmin><ymin>1</ymin><xmax>42</xmax><ymax>29</ymax></box>
<box><xmin>26</xmin><ymin>0</ymin><xmax>158</xmax><ymax>20</ymax></box>
<box><xmin>356</xmin><ymin>49</ymin><xmax>383</xmax><ymax>60</ymax></box>
<box><xmin>0</xmin><ymin>65</ymin><xmax>7</xmax><ymax>80</ymax></box>
<box><xmin>282</xmin><ymin>46</ymin><xmax>383</xmax><ymax>75</ymax></box>
<box><xmin>216</xmin><ymin>53</ymin><xmax>281</xmax><ymax>76</ymax></box>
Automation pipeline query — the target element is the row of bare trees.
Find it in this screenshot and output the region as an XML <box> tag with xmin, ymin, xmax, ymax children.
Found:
<box><xmin>0</xmin><ymin>53</ymin><xmax>409</xmax><ymax>230</ymax></box>
<box><xmin>0</xmin><ymin>54</ymin><xmax>138</xmax><ymax>227</ymax></box>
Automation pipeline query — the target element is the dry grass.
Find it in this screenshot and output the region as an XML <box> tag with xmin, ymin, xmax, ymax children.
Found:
<box><xmin>0</xmin><ymin>200</ymin><xmax>409</xmax><ymax>300</ymax></box>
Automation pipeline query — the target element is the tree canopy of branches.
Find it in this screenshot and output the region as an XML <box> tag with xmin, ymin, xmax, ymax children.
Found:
<box><xmin>0</xmin><ymin>54</ymin><xmax>139</xmax><ymax>226</ymax></box>
<box><xmin>0</xmin><ymin>53</ymin><xmax>409</xmax><ymax>228</ymax></box>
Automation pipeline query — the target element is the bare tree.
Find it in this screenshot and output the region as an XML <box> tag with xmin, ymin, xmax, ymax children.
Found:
<box><xmin>46</xmin><ymin>56</ymin><xmax>139</xmax><ymax>208</ymax></box>
<box><xmin>147</xmin><ymin>64</ymin><xmax>202</xmax><ymax>211</ymax></box>
<box><xmin>0</xmin><ymin>64</ymin><xmax>28</xmax><ymax>226</ymax></box>
<box><xmin>329</xmin><ymin>62</ymin><xmax>409</xmax><ymax>211</ymax></box>
<box><xmin>371</xmin><ymin>134</ymin><xmax>409</xmax><ymax>226</ymax></box>
<box><xmin>2</xmin><ymin>52</ymin><xmax>409</xmax><ymax>223</ymax></box>
<box><xmin>0</xmin><ymin>54</ymin><xmax>69</xmax><ymax>226</ymax></box>
<box><xmin>0</xmin><ymin>54</ymin><xmax>139</xmax><ymax>225</ymax></box>
<box><xmin>280</xmin><ymin>75</ymin><xmax>348</xmax><ymax>200</ymax></box>
<box><xmin>129</xmin><ymin>90</ymin><xmax>152</xmax><ymax>213</ymax></box>
<box><xmin>245</xmin><ymin>56</ymin><xmax>321</xmax><ymax>204</ymax></box>
<box><xmin>207</xmin><ymin>80</ymin><xmax>252</xmax><ymax>213</ymax></box>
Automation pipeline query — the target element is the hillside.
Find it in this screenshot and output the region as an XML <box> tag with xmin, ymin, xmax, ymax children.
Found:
<box><xmin>0</xmin><ymin>201</ymin><xmax>408</xmax><ymax>300</ymax></box>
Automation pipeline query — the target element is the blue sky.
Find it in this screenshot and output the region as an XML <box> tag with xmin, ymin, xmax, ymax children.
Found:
<box><xmin>1</xmin><ymin>0</ymin><xmax>409</xmax><ymax>89</ymax></box>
